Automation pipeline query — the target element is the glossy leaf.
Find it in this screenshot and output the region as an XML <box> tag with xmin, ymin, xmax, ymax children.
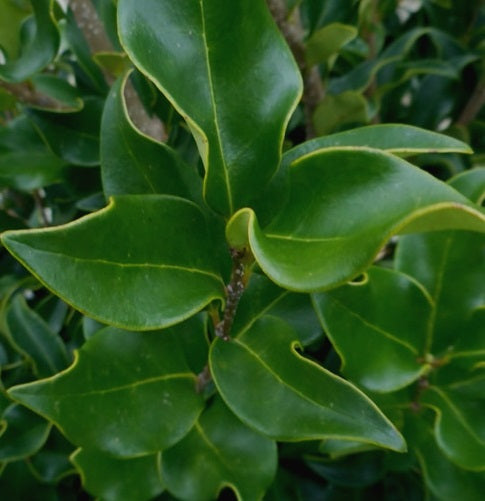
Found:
<box><xmin>230</xmin><ymin>148</ymin><xmax>485</xmax><ymax>292</ymax></box>
<box><xmin>30</xmin><ymin>74</ymin><xmax>83</xmax><ymax>112</ymax></box>
<box><xmin>4</xmin><ymin>294</ymin><xmax>69</xmax><ymax>378</ymax></box>
<box><xmin>0</xmin><ymin>404</ymin><xmax>50</xmax><ymax>461</ymax></box>
<box><xmin>1</xmin><ymin>195</ymin><xmax>225</xmax><ymax>330</ymax></box>
<box><xmin>162</xmin><ymin>397</ymin><xmax>277</xmax><ymax>501</ymax></box>
<box><xmin>0</xmin><ymin>151</ymin><xmax>65</xmax><ymax>191</ymax></box>
<box><xmin>422</xmin><ymin>380</ymin><xmax>485</xmax><ymax>471</ymax></box>
<box><xmin>72</xmin><ymin>449</ymin><xmax>164</xmax><ymax>501</ymax></box>
<box><xmin>313</xmin><ymin>266</ymin><xmax>431</xmax><ymax>392</ymax></box>
<box><xmin>283</xmin><ymin>124</ymin><xmax>473</xmax><ymax>169</ymax></box>
<box><xmin>8</xmin><ymin>324</ymin><xmax>205</xmax><ymax>456</ymax></box>
<box><xmin>0</xmin><ymin>0</ymin><xmax>30</xmax><ymax>59</ymax></box>
<box><xmin>305</xmin><ymin>23</ymin><xmax>357</xmax><ymax>66</ymax></box>
<box><xmin>101</xmin><ymin>73</ymin><xmax>200</xmax><ymax>200</ymax></box>
<box><xmin>0</xmin><ymin>0</ymin><xmax>59</xmax><ymax>83</ymax></box>
<box><xmin>118</xmin><ymin>0</ymin><xmax>302</xmax><ymax>215</ymax></box>
<box><xmin>210</xmin><ymin>316</ymin><xmax>405</xmax><ymax>451</ymax></box>
<box><xmin>410</xmin><ymin>416</ymin><xmax>485</xmax><ymax>501</ymax></box>
<box><xmin>449</xmin><ymin>168</ymin><xmax>485</xmax><ymax>205</ymax></box>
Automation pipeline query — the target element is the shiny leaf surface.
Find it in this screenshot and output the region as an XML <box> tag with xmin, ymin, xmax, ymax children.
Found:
<box><xmin>313</xmin><ymin>266</ymin><xmax>430</xmax><ymax>392</ymax></box>
<box><xmin>210</xmin><ymin>316</ymin><xmax>405</xmax><ymax>451</ymax></box>
<box><xmin>1</xmin><ymin>195</ymin><xmax>225</xmax><ymax>330</ymax></box>
<box><xmin>162</xmin><ymin>397</ymin><xmax>277</xmax><ymax>501</ymax></box>
<box><xmin>72</xmin><ymin>449</ymin><xmax>164</xmax><ymax>501</ymax></box>
<box><xmin>8</xmin><ymin>324</ymin><xmax>205</xmax><ymax>456</ymax></box>
<box><xmin>118</xmin><ymin>0</ymin><xmax>302</xmax><ymax>215</ymax></box>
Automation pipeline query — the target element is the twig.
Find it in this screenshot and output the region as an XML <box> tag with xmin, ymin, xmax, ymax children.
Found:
<box><xmin>456</xmin><ymin>80</ymin><xmax>485</xmax><ymax>127</ymax></box>
<box><xmin>266</xmin><ymin>0</ymin><xmax>324</xmax><ymax>138</ymax></box>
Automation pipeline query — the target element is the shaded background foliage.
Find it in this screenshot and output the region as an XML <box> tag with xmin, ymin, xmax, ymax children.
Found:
<box><xmin>0</xmin><ymin>0</ymin><xmax>484</xmax><ymax>500</ymax></box>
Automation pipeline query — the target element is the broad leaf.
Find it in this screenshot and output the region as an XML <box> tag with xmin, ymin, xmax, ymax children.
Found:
<box><xmin>422</xmin><ymin>380</ymin><xmax>485</xmax><ymax>471</ymax></box>
<box><xmin>229</xmin><ymin>148</ymin><xmax>484</xmax><ymax>292</ymax></box>
<box><xmin>162</xmin><ymin>397</ymin><xmax>277</xmax><ymax>501</ymax></box>
<box><xmin>409</xmin><ymin>416</ymin><xmax>485</xmax><ymax>501</ymax></box>
<box><xmin>449</xmin><ymin>168</ymin><xmax>485</xmax><ymax>205</ymax></box>
<box><xmin>0</xmin><ymin>0</ymin><xmax>59</xmax><ymax>83</ymax></box>
<box><xmin>101</xmin><ymin>72</ymin><xmax>200</xmax><ymax>200</ymax></box>
<box><xmin>72</xmin><ymin>449</ymin><xmax>164</xmax><ymax>501</ymax></box>
<box><xmin>312</xmin><ymin>266</ymin><xmax>431</xmax><ymax>392</ymax></box>
<box><xmin>283</xmin><ymin>124</ymin><xmax>473</xmax><ymax>168</ymax></box>
<box><xmin>0</xmin><ymin>404</ymin><xmax>50</xmax><ymax>461</ymax></box>
<box><xmin>305</xmin><ymin>23</ymin><xmax>357</xmax><ymax>66</ymax></box>
<box><xmin>210</xmin><ymin>316</ymin><xmax>405</xmax><ymax>452</ymax></box>
<box><xmin>1</xmin><ymin>195</ymin><xmax>225</xmax><ymax>330</ymax></box>
<box><xmin>0</xmin><ymin>151</ymin><xmax>66</xmax><ymax>191</ymax></box>
<box><xmin>8</xmin><ymin>323</ymin><xmax>205</xmax><ymax>456</ymax></box>
<box><xmin>0</xmin><ymin>0</ymin><xmax>30</xmax><ymax>60</ymax></box>
<box><xmin>5</xmin><ymin>294</ymin><xmax>69</xmax><ymax>378</ymax></box>
<box><xmin>118</xmin><ymin>0</ymin><xmax>302</xmax><ymax>215</ymax></box>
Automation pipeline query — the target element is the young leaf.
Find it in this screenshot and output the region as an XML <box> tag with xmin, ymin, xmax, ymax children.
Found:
<box><xmin>8</xmin><ymin>324</ymin><xmax>205</xmax><ymax>457</ymax></box>
<box><xmin>72</xmin><ymin>449</ymin><xmax>164</xmax><ymax>501</ymax></box>
<box><xmin>1</xmin><ymin>195</ymin><xmax>225</xmax><ymax>330</ymax></box>
<box><xmin>101</xmin><ymin>72</ymin><xmax>200</xmax><ymax>200</ymax></box>
<box><xmin>210</xmin><ymin>316</ymin><xmax>406</xmax><ymax>452</ymax></box>
<box><xmin>118</xmin><ymin>0</ymin><xmax>302</xmax><ymax>215</ymax></box>
<box><xmin>0</xmin><ymin>0</ymin><xmax>59</xmax><ymax>83</ymax></box>
<box><xmin>230</xmin><ymin>148</ymin><xmax>485</xmax><ymax>292</ymax></box>
<box><xmin>283</xmin><ymin>124</ymin><xmax>473</xmax><ymax>168</ymax></box>
<box><xmin>312</xmin><ymin>266</ymin><xmax>431</xmax><ymax>392</ymax></box>
<box><xmin>162</xmin><ymin>397</ymin><xmax>277</xmax><ymax>501</ymax></box>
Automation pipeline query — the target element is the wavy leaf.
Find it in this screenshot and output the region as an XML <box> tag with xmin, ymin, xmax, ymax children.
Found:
<box><xmin>210</xmin><ymin>316</ymin><xmax>405</xmax><ymax>451</ymax></box>
<box><xmin>162</xmin><ymin>397</ymin><xmax>277</xmax><ymax>501</ymax></box>
<box><xmin>313</xmin><ymin>266</ymin><xmax>431</xmax><ymax>392</ymax></box>
<box><xmin>8</xmin><ymin>323</ymin><xmax>205</xmax><ymax>456</ymax></box>
<box><xmin>118</xmin><ymin>0</ymin><xmax>302</xmax><ymax>215</ymax></box>
<box><xmin>0</xmin><ymin>0</ymin><xmax>59</xmax><ymax>83</ymax></box>
<box><xmin>101</xmin><ymin>72</ymin><xmax>200</xmax><ymax>200</ymax></box>
<box><xmin>1</xmin><ymin>195</ymin><xmax>225</xmax><ymax>330</ymax></box>
<box><xmin>228</xmin><ymin>148</ymin><xmax>484</xmax><ymax>292</ymax></box>
<box><xmin>72</xmin><ymin>449</ymin><xmax>164</xmax><ymax>501</ymax></box>
<box><xmin>283</xmin><ymin>124</ymin><xmax>472</xmax><ymax>169</ymax></box>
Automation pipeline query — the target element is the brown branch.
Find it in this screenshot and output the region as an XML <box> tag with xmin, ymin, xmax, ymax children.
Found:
<box><xmin>456</xmin><ymin>80</ymin><xmax>485</xmax><ymax>127</ymax></box>
<box><xmin>0</xmin><ymin>80</ymin><xmax>62</xmax><ymax>110</ymax></box>
<box><xmin>266</xmin><ymin>0</ymin><xmax>324</xmax><ymax>138</ymax></box>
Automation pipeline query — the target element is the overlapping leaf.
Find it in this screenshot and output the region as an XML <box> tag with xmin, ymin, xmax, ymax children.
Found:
<box><xmin>313</xmin><ymin>266</ymin><xmax>431</xmax><ymax>392</ymax></box>
<box><xmin>0</xmin><ymin>0</ymin><xmax>59</xmax><ymax>83</ymax></box>
<box><xmin>210</xmin><ymin>315</ymin><xmax>405</xmax><ymax>451</ymax></box>
<box><xmin>162</xmin><ymin>397</ymin><xmax>277</xmax><ymax>501</ymax></box>
<box><xmin>8</xmin><ymin>323</ymin><xmax>205</xmax><ymax>456</ymax></box>
<box><xmin>118</xmin><ymin>0</ymin><xmax>302</xmax><ymax>215</ymax></box>
<box><xmin>72</xmin><ymin>449</ymin><xmax>164</xmax><ymax>501</ymax></box>
<box><xmin>101</xmin><ymin>72</ymin><xmax>200</xmax><ymax>200</ymax></box>
<box><xmin>228</xmin><ymin>148</ymin><xmax>484</xmax><ymax>292</ymax></box>
<box><xmin>1</xmin><ymin>195</ymin><xmax>225</xmax><ymax>329</ymax></box>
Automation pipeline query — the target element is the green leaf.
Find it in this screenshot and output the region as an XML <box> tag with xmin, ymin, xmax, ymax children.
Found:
<box><xmin>210</xmin><ymin>315</ymin><xmax>406</xmax><ymax>452</ymax></box>
<box><xmin>0</xmin><ymin>151</ymin><xmax>66</xmax><ymax>191</ymax></box>
<box><xmin>28</xmin><ymin>97</ymin><xmax>104</xmax><ymax>167</ymax></box>
<box><xmin>305</xmin><ymin>23</ymin><xmax>357</xmax><ymax>66</ymax></box>
<box><xmin>162</xmin><ymin>397</ymin><xmax>277</xmax><ymax>501</ymax></box>
<box><xmin>283</xmin><ymin>124</ymin><xmax>473</xmax><ymax>169</ymax></box>
<box><xmin>118</xmin><ymin>0</ymin><xmax>302</xmax><ymax>215</ymax></box>
<box><xmin>4</xmin><ymin>294</ymin><xmax>69</xmax><ymax>378</ymax></box>
<box><xmin>313</xmin><ymin>91</ymin><xmax>368</xmax><ymax>136</ymax></box>
<box><xmin>0</xmin><ymin>0</ymin><xmax>59</xmax><ymax>83</ymax></box>
<box><xmin>395</xmin><ymin>230</ymin><xmax>484</xmax><ymax>356</ymax></box>
<box><xmin>101</xmin><ymin>72</ymin><xmax>200</xmax><ymax>200</ymax></box>
<box><xmin>0</xmin><ymin>404</ymin><xmax>50</xmax><ymax>461</ymax></box>
<box><xmin>409</xmin><ymin>416</ymin><xmax>485</xmax><ymax>501</ymax></box>
<box><xmin>0</xmin><ymin>0</ymin><xmax>30</xmax><ymax>60</ymax></box>
<box><xmin>312</xmin><ymin>266</ymin><xmax>431</xmax><ymax>392</ymax></box>
<box><xmin>231</xmin><ymin>273</ymin><xmax>321</xmax><ymax>346</ymax></box>
<box><xmin>72</xmin><ymin>449</ymin><xmax>164</xmax><ymax>501</ymax></box>
<box><xmin>8</xmin><ymin>324</ymin><xmax>205</xmax><ymax>456</ymax></box>
<box><xmin>1</xmin><ymin>195</ymin><xmax>225</xmax><ymax>330</ymax></box>
<box><xmin>30</xmin><ymin>74</ymin><xmax>83</xmax><ymax>112</ymax></box>
<box><xmin>422</xmin><ymin>380</ymin><xmax>485</xmax><ymax>471</ymax></box>
<box><xmin>449</xmin><ymin>167</ymin><xmax>485</xmax><ymax>204</ymax></box>
<box><xmin>232</xmin><ymin>148</ymin><xmax>485</xmax><ymax>292</ymax></box>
